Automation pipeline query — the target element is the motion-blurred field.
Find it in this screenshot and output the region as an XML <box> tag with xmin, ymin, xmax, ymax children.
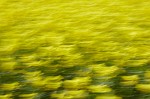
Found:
<box><xmin>0</xmin><ymin>0</ymin><xmax>150</xmax><ymax>99</ymax></box>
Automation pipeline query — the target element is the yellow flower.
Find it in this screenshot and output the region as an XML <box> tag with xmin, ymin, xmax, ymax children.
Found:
<box><xmin>44</xmin><ymin>82</ymin><xmax>62</xmax><ymax>90</ymax></box>
<box><xmin>0</xmin><ymin>44</ymin><xmax>18</xmax><ymax>55</ymax></box>
<box><xmin>120</xmin><ymin>81</ymin><xmax>138</xmax><ymax>86</ymax></box>
<box><xmin>121</xmin><ymin>75</ymin><xmax>139</xmax><ymax>81</ymax></box>
<box><xmin>24</xmin><ymin>71</ymin><xmax>43</xmax><ymax>79</ymax></box>
<box><xmin>136</xmin><ymin>84</ymin><xmax>150</xmax><ymax>93</ymax></box>
<box><xmin>51</xmin><ymin>92</ymin><xmax>65</xmax><ymax>99</ymax></box>
<box><xmin>88</xmin><ymin>85</ymin><xmax>112</xmax><ymax>93</ymax></box>
<box><xmin>24</xmin><ymin>71</ymin><xmax>45</xmax><ymax>87</ymax></box>
<box><xmin>26</xmin><ymin>60</ymin><xmax>43</xmax><ymax>67</ymax></box>
<box><xmin>63</xmin><ymin>77</ymin><xmax>91</xmax><ymax>89</ymax></box>
<box><xmin>120</xmin><ymin>75</ymin><xmax>139</xmax><ymax>86</ymax></box>
<box><xmin>19</xmin><ymin>93</ymin><xmax>37</xmax><ymax>99</ymax></box>
<box><xmin>91</xmin><ymin>64</ymin><xmax>119</xmax><ymax>77</ymax></box>
<box><xmin>1</xmin><ymin>62</ymin><xmax>16</xmax><ymax>71</ymax></box>
<box><xmin>44</xmin><ymin>76</ymin><xmax>63</xmax><ymax>82</ymax></box>
<box><xmin>51</xmin><ymin>90</ymin><xmax>88</xmax><ymax>99</ymax></box>
<box><xmin>20</xmin><ymin>54</ymin><xmax>37</xmax><ymax>62</ymax></box>
<box><xmin>0</xmin><ymin>82</ymin><xmax>20</xmax><ymax>91</ymax></box>
<box><xmin>43</xmin><ymin>76</ymin><xmax>63</xmax><ymax>90</ymax></box>
<box><xmin>95</xmin><ymin>95</ymin><xmax>122</xmax><ymax>99</ymax></box>
<box><xmin>65</xmin><ymin>90</ymin><xmax>88</xmax><ymax>99</ymax></box>
<box><xmin>126</xmin><ymin>59</ymin><xmax>148</xmax><ymax>67</ymax></box>
<box><xmin>0</xmin><ymin>94</ymin><xmax>12</xmax><ymax>99</ymax></box>
<box><xmin>31</xmin><ymin>80</ymin><xmax>45</xmax><ymax>87</ymax></box>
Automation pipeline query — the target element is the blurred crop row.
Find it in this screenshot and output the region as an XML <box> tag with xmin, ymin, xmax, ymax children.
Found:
<box><xmin>0</xmin><ymin>0</ymin><xmax>150</xmax><ymax>99</ymax></box>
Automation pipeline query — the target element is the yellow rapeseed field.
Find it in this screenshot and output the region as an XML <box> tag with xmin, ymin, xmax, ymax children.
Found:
<box><xmin>0</xmin><ymin>0</ymin><xmax>150</xmax><ymax>99</ymax></box>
